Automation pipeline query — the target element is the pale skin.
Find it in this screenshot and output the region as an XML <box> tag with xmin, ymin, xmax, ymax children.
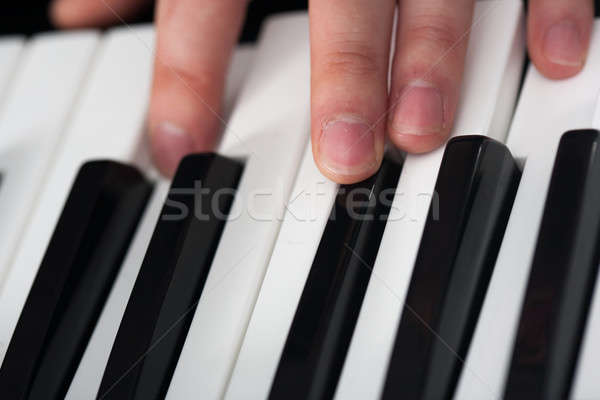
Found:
<box><xmin>51</xmin><ymin>0</ymin><xmax>594</xmax><ymax>184</ymax></box>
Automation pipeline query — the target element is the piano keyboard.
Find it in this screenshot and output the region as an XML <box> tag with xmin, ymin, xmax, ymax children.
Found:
<box><xmin>0</xmin><ymin>0</ymin><xmax>599</xmax><ymax>398</ymax></box>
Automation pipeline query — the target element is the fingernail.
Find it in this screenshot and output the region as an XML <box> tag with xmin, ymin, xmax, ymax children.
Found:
<box><xmin>319</xmin><ymin>116</ymin><xmax>377</xmax><ymax>176</ymax></box>
<box><xmin>391</xmin><ymin>80</ymin><xmax>444</xmax><ymax>136</ymax></box>
<box><xmin>543</xmin><ymin>21</ymin><xmax>584</xmax><ymax>67</ymax></box>
<box><xmin>150</xmin><ymin>121</ymin><xmax>194</xmax><ymax>176</ymax></box>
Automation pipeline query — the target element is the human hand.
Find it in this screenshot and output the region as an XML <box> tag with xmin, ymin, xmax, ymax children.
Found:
<box><xmin>50</xmin><ymin>0</ymin><xmax>594</xmax><ymax>183</ymax></box>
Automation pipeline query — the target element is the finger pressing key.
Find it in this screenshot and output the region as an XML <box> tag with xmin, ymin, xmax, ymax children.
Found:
<box><xmin>388</xmin><ymin>0</ymin><xmax>475</xmax><ymax>153</ymax></box>
<box><xmin>310</xmin><ymin>0</ymin><xmax>395</xmax><ymax>184</ymax></box>
<box><xmin>149</xmin><ymin>0</ymin><xmax>247</xmax><ymax>176</ymax></box>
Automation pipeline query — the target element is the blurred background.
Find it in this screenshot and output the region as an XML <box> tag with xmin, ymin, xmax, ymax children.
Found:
<box><xmin>2</xmin><ymin>1</ymin><xmax>600</xmax><ymax>42</ymax></box>
<box><xmin>0</xmin><ymin>0</ymin><xmax>308</xmax><ymax>41</ymax></box>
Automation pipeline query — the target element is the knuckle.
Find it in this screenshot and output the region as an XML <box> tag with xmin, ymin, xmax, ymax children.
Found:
<box><xmin>403</xmin><ymin>15</ymin><xmax>462</xmax><ymax>50</ymax></box>
<box><xmin>320</xmin><ymin>41</ymin><xmax>382</xmax><ymax>77</ymax></box>
<box><xmin>157</xmin><ymin>58</ymin><xmax>219</xmax><ymax>99</ymax></box>
<box><xmin>155</xmin><ymin>44</ymin><xmax>223</xmax><ymax>97</ymax></box>
<box><xmin>173</xmin><ymin>64</ymin><xmax>217</xmax><ymax>95</ymax></box>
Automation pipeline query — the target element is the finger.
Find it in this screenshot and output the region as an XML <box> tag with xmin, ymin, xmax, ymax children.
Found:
<box><xmin>528</xmin><ymin>0</ymin><xmax>594</xmax><ymax>79</ymax></box>
<box><xmin>149</xmin><ymin>0</ymin><xmax>247</xmax><ymax>176</ymax></box>
<box><xmin>50</xmin><ymin>0</ymin><xmax>148</xmax><ymax>28</ymax></box>
<box><xmin>310</xmin><ymin>0</ymin><xmax>395</xmax><ymax>184</ymax></box>
<box><xmin>388</xmin><ymin>0</ymin><xmax>475</xmax><ymax>153</ymax></box>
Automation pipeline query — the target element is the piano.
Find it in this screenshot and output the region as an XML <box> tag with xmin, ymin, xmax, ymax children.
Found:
<box><xmin>0</xmin><ymin>0</ymin><xmax>599</xmax><ymax>399</ymax></box>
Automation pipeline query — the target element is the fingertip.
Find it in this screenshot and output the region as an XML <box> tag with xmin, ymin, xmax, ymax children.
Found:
<box><xmin>387</xmin><ymin>80</ymin><xmax>451</xmax><ymax>154</ymax></box>
<box><xmin>148</xmin><ymin>102</ymin><xmax>222</xmax><ymax>177</ymax></box>
<box><xmin>388</xmin><ymin>131</ymin><xmax>448</xmax><ymax>154</ymax></box>
<box><xmin>530</xmin><ymin>20</ymin><xmax>589</xmax><ymax>79</ymax></box>
<box><xmin>149</xmin><ymin>115</ymin><xmax>221</xmax><ymax>177</ymax></box>
<box><xmin>149</xmin><ymin>68</ymin><xmax>223</xmax><ymax>177</ymax></box>
<box><xmin>313</xmin><ymin>116</ymin><xmax>384</xmax><ymax>185</ymax></box>
<box><xmin>150</xmin><ymin>121</ymin><xmax>195</xmax><ymax>177</ymax></box>
<box><xmin>314</xmin><ymin>157</ymin><xmax>383</xmax><ymax>186</ymax></box>
<box><xmin>527</xmin><ymin>0</ymin><xmax>593</xmax><ymax>80</ymax></box>
<box><xmin>314</xmin><ymin>161</ymin><xmax>382</xmax><ymax>185</ymax></box>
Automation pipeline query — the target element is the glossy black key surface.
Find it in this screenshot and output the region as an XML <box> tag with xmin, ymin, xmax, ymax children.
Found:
<box><xmin>382</xmin><ymin>136</ymin><xmax>521</xmax><ymax>400</ymax></box>
<box><xmin>0</xmin><ymin>161</ymin><xmax>152</xmax><ymax>400</ymax></box>
<box><xmin>98</xmin><ymin>153</ymin><xmax>243</xmax><ymax>400</ymax></box>
<box><xmin>504</xmin><ymin>130</ymin><xmax>600</xmax><ymax>400</ymax></box>
<box><xmin>268</xmin><ymin>155</ymin><xmax>403</xmax><ymax>400</ymax></box>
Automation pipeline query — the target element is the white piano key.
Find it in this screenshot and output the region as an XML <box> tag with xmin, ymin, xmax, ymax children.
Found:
<box><xmin>225</xmin><ymin>2</ymin><xmax>526</xmax><ymax>400</ymax></box>
<box><xmin>166</xmin><ymin>13</ymin><xmax>310</xmax><ymax>400</ymax></box>
<box><xmin>0</xmin><ymin>37</ymin><xmax>24</xmax><ymax>104</ymax></box>
<box><xmin>0</xmin><ymin>32</ymin><xmax>98</xmax><ymax>293</ymax></box>
<box><xmin>65</xmin><ymin>44</ymin><xmax>255</xmax><ymax>399</ymax></box>
<box><xmin>593</xmin><ymin>92</ymin><xmax>600</xmax><ymax>130</ymax></box>
<box><xmin>334</xmin><ymin>2</ymin><xmax>525</xmax><ymax>399</ymax></box>
<box><xmin>224</xmin><ymin>141</ymin><xmax>337</xmax><ymax>400</ymax></box>
<box><xmin>0</xmin><ymin>36</ymin><xmax>24</xmax><ymax>204</ymax></box>
<box><xmin>455</xmin><ymin>20</ymin><xmax>600</xmax><ymax>400</ymax></box>
<box><xmin>0</xmin><ymin>26</ymin><xmax>154</xmax><ymax>365</ymax></box>
<box><xmin>572</xmin><ymin>255</ymin><xmax>600</xmax><ymax>399</ymax></box>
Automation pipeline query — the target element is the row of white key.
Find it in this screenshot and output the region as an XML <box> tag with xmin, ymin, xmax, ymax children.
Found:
<box><xmin>0</xmin><ymin>32</ymin><xmax>98</xmax><ymax>293</ymax></box>
<box><xmin>0</xmin><ymin>37</ymin><xmax>24</xmax><ymax>104</ymax></box>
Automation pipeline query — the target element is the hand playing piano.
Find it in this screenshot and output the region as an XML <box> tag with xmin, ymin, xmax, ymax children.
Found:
<box><xmin>50</xmin><ymin>0</ymin><xmax>593</xmax><ymax>183</ymax></box>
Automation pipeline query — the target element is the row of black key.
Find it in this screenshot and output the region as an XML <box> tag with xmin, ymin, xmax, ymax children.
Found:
<box><xmin>1</xmin><ymin>132</ymin><xmax>599</xmax><ymax>399</ymax></box>
<box><xmin>267</xmin><ymin>135</ymin><xmax>523</xmax><ymax>399</ymax></box>
<box><xmin>0</xmin><ymin>154</ymin><xmax>242</xmax><ymax>400</ymax></box>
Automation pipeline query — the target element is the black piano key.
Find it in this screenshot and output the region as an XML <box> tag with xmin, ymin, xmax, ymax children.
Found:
<box><xmin>504</xmin><ymin>130</ymin><xmax>600</xmax><ymax>400</ymax></box>
<box><xmin>268</xmin><ymin>155</ymin><xmax>403</xmax><ymax>400</ymax></box>
<box><xmin>97</xmin><ymin>153</ymin><xmax>243</xmax><ymax>400</ymax></box>
<box><xmin>0</xmin><ymin>161</ymin><xmax>152</xmax><ymax>400</ymax></box>
<box><xmin>381</xmin><ymin>136</ymin><xmax>521</xmax><ymax>400</ymax></box>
